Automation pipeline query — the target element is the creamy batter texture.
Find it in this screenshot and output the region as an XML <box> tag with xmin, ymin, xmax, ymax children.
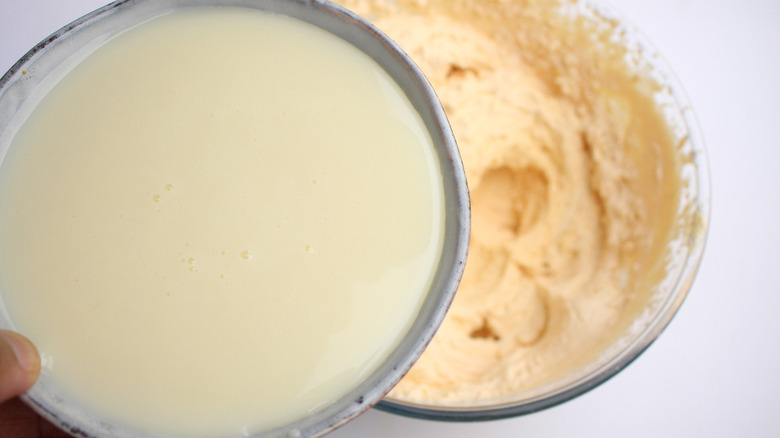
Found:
<box><xmin>337</xmin><ymin>0</ymin><xmax>681</xmax><ymax>402</ymax></box>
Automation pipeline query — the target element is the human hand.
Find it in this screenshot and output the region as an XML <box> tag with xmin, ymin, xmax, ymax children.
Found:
<box><xmin>0</xmin><ymin>329</ymin><xmax>40</xmax><ymax>403</ymax></box>
<box><xmin>0</xmin><ymin>329</ymin><xmax>70</xmax><ymax>437</ymax></box>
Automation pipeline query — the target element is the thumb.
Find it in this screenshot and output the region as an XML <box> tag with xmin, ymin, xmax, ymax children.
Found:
<box><xmin>0</xmin><ymin>329</ymin><xmax>41</xmax><ymax>404</ymax></box>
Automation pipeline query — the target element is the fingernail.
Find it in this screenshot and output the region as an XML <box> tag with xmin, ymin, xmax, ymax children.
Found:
<box><xmin>0</xmin><ymin>330</ymin><xmax>40</xmax><ymax>373</ymax></box>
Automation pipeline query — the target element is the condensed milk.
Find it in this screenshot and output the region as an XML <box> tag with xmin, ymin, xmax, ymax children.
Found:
<box><xmin>0</xmin><ymin>7</ymin><xmax>445</xmax><ymax>436</ymax></box>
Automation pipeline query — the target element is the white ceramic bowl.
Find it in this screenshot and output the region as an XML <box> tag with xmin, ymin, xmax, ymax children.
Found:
<box><xmin>0</xmin><ymin>1</ymin><xmax>469</xmax><ymax>436</ymax></box>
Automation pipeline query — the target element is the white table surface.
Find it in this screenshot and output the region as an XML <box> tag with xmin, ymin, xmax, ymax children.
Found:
<box><xmin>2</xmin><ymin>1</ymin><xmax>778</xmax><ymax>437</ymax></box>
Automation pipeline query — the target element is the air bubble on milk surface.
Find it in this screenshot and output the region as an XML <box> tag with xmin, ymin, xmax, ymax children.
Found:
<box><xmin>40</xmin><ymin>352</ymin><xmax>54</xmax><ymax>371</ymax></box>
<box><xmin>241</xmin><ymin>250</ymin><xmax>252</xmax><ymax>261</ymax></box>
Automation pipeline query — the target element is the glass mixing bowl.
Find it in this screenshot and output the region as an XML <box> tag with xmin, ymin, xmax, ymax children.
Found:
<box><xmin>372</xmin><ymin>0</ymin><xmax>710</xmax><ymax>421</ymax></box>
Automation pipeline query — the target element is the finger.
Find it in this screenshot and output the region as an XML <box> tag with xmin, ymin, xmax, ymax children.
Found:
<box><xmin>0</xmin><ymin>330</ymin><xmax>41</xmax><ymax>403</ymax></box>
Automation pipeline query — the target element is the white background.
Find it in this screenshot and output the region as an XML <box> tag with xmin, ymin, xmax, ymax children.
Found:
<box><xmin>1</xmin><ymin>0</ymin><xmax>778</xmax><ymax>437</ymax></box>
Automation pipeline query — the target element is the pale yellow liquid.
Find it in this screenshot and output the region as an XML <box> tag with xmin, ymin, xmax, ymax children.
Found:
<box><xmin>0</xmin><ymin>8</ymin><xmax>444</xmax><ymax>436</ymax></box>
